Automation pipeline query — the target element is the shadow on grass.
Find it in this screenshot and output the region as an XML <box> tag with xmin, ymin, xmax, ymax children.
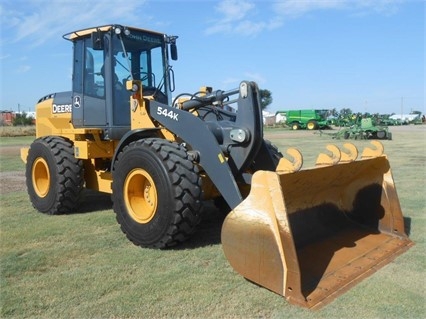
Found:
<box><xmin>404</xmin><ymin>217</ymin><xmax>412</xmax><ymax>236</ymax></box>
<box><xmin>74</xmin><ymin>189</ymin><xmax>113</xmax><ymax>214</ymax></box>
<box><xmin>175</xmin><ymin>201</ymin><xmax>226</xmax><ymax>249</ymax></box>
<box><xmin>69</xmin><ymin>192</ymin><xmax>414</xmax><ymax>251</ymax></box>
<box><xmin>71</xmin><ymin>192</ymin><xmax>226</xmax><ymax>248</ymax></box>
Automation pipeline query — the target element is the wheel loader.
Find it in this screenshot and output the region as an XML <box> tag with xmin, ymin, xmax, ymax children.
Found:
<box><xmin>21</xmin><ymin>24</ymin><xmax>413</xmax><ymax>309</ymax></box>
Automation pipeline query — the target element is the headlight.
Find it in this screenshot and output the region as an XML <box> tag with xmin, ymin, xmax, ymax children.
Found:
<box><xmin>132</xmin><ymin>83</ymin><xmax>139</xmax><ymax>92</ymax></box>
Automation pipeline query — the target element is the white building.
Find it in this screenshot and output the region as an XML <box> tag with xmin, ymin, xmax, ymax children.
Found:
<box><xmin>389</xmin><ymin>113</ymin><xmax>419</xmax><ymax>123</ymax></box>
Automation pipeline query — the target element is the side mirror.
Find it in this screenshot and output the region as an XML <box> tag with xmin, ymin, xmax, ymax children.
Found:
<box><xmin>170</xmin><ymin>43</ymin><xmax>178</xmax><ymax>61</ymax></box>
<box><xmin>91</xmin><ymin>31</ymin><xmax>104</xmax><ymax>50</ymax></box>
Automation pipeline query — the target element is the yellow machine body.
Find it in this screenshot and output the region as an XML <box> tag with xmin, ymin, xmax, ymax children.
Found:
<box><xmin>19</xmin><ymin>85</ymin><xmax>230</xmax><ymax>202</ymax></box>
<box><xmin>222</xmin><ymin>142</ymin><xmax>413</xmax><ymax>309</ymax></box>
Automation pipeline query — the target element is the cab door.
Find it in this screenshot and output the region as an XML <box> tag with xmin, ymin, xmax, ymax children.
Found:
<box><xmin>72</xmin><ymin>37</ymin><xmax>107</xmax><ymax>127</ymax></box>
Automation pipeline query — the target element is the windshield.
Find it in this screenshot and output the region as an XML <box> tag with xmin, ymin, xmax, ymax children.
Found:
<box><xmin>112</xmin><ymin>30</ymin><xmax>169</xmax><ymax>100</ymax></box>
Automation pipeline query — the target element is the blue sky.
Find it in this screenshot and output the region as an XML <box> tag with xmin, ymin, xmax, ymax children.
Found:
<box><xmin>1</xmin><ymin>0</ymin><xmax>424</xmax><ymax>115</ymax></box>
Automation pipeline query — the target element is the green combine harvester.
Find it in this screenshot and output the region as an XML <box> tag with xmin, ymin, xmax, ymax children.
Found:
<box><xmin>280</xmin><ymin>109</ymin><xmax>331</xmax><ymax>130</ymax></box>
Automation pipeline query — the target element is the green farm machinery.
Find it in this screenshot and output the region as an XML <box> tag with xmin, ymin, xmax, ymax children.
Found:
<box><xmin>332</xmin><ymin>117</ymin><xmax>392</xmax><ymax>140</ymax></box>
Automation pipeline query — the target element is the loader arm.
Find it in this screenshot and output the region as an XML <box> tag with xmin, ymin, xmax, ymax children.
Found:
<box><xmin>148</xmin><ymin>81</ymin><xmax>264</xmax><ymax>209</ymax></box>
<box><xmin>179</xmin><ymin>81</ymin><xmax>265</xmax><ymax>177</ymax></box>
<box><xmin>148</xmin><ymin>100</ymin><xmax>243</xmax><ymax>209</ymax></box>
<box><xmin>189</xmin><ymin>81</ymin><xmax>265</xmax><ymax>178</ymax></box>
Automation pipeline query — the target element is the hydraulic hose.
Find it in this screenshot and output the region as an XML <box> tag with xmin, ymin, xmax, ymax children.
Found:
<box><xmin>181</xmin><ymin>88</ymin><xmax>239</xmax><ymax>111</ymax></box>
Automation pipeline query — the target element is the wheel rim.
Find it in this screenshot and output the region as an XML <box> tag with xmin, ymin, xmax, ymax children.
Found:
<box><xmin>32</xmin><ymin>157</ymin><xmax>50</xmax><ymax>198</ymax></box>
<box><xmin>124</xmin><ymin>168</ymin><xmax>158</xmax><ymax>224</ymax></box>
<box><xmin>307</xmin><ymin>122</ymin><xmax>314</xmax><ymax>130</ymax></box>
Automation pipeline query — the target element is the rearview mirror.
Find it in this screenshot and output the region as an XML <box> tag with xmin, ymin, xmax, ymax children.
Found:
<box><xmin>91</xmin><ymin>31</ymin><xmax>104</xmax><ymax>50</ymax></box>
<box><xmin>170</xmin><ymin>43</ymin><xmax>178</xmax><ymax>61</ymax></box>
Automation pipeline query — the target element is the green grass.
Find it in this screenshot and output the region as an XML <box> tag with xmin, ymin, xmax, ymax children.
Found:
<box><xmin>0</xmin><ymin>136</ymin><xmax>33</xmax><ymax>172</ymax></box>
<box><xmin>1</xmin><ymin>126</ymin><xmax>425</xmax><ymax>318</ymax></box>
<box><xmin>0</xmin><ymin>136</ymin><xmax>35</xmax><ymax>147</ymax></box>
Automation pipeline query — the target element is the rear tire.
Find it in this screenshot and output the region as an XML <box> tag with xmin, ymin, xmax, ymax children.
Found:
<box><xmin>112</xmin><ymin>138</ymin><xmax>202</xmax><ymax>248</ymax></box>
<box><xmin>376</xmin><ymin>131</ymin><xmax>386</xmax><ymax>139</ymax></box>
<box><xmin>25</xmin><ymin>136</ymin><xmax>84</xmax><ymax>214</ymax></box>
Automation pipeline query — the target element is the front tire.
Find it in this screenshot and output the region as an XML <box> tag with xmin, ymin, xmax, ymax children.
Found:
<box><xmin>344</xmin><ymin>131</ymin><xmax>350</xmax><ymax>139</ymax></box>
<box><xmin>291</xmin><ymin>122</ymin><xmax>300</xmax><ymax>130</ymax></box>
<box><xmin>112</xmin><ymin>138</ymin><xmax>202</xmax><ymax>248</ymax></box>
<box><xmin>25</xmin><ymin>136</ymin><xmax>84</xmax><ymax>214</ymax></box>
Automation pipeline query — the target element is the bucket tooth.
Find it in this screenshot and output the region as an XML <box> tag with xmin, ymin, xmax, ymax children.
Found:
<box><xmin>340</xmin><ymin>143</ymin><xmax>359</xmax><ymax>163</ymax></box>
<box><xmin>362</xmin><ymin>140</ymin><xmax>384</xmax><ymax>158</ymax></box>
<box><xmin>315</xmin><ymin>144</ymin><xmax>341</xmax><ymax>166</ymax></box>
<box><xmin>276</xmin><ymin>148</ymin><xmax>303</xmax><ymax>173</ymax></box>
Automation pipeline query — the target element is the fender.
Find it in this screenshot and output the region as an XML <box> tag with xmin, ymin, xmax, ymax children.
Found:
<box><xmin>110</xmin><ymin>128</ymin><xmax>161</xmax><ymax>171</ymax></box>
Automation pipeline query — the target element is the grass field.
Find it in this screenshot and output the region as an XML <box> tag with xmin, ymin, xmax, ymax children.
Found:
<box><xmin>1</xmin><ymin>125</ymin><xmax>425</xmax><ymax>318</ymax></box>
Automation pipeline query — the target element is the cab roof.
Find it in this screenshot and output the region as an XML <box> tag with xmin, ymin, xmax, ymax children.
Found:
<box><xmin>63</xmin><ymin>24</ymin><xmax>166</xmax><ymax>41</ymax></box>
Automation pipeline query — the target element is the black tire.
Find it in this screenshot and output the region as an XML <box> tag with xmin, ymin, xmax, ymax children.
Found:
<box><xmin>25</xmin><ymin>136</ymin><xmax>84</xmax><ymax>215</ymax></box>
<box><xmin>376</xmin><ymin>131</ymin><xmax>386</xmax><ymax>139</ymax></box>
<box><xmin>112</xmin><ymin>138</ymin><xmax>202</xmax><ymax>248</ymax></box>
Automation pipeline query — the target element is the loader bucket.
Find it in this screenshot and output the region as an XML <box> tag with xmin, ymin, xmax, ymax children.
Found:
<box><xmin>221</xmin><ymin>142</ymin><xmax>413</xmax><ymax>309</ymax></box>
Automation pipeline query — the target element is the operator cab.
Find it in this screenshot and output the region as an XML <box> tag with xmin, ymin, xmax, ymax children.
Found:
<box><xmin>64</xmin><ymin>24</ymin><xmax>177</xmax><ymax>140</ymax></box>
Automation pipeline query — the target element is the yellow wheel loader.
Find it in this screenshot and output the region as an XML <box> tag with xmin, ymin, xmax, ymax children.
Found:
<box><xmin>21</xmin><ymin>24</ymin><xmax>413</xmax><ymax>309</ymax></box>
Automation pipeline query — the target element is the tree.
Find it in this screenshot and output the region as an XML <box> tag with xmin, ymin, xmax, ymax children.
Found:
<box><xmin>330</xmin><ymin>108</ymin><xmax>338</xmax><ymax>117</ymax></box>
<box><xmin>259</xmin><ymin>89</ymin><xmax>272</xmax><ymax>110</ymax></box>
<box><xmin>13</xmin><ymin>112</ymin><xmax>34</xmax><ymax>126</ymax></box>
<box><xmin>339</xmin><ymin>108</ymin><xmax>352</xmax><ymax>117</ymax></box>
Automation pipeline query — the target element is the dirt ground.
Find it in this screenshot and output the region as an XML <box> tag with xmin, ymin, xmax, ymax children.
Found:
<box><xmin>0</xmin><ymin>171</ymin><xmax>26</xmax><ymax>194</ymax></box>
<box><xmin>0</xmin><ymin>144</ymin><xmax>27</xmax><ymax>194</ymax></box>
